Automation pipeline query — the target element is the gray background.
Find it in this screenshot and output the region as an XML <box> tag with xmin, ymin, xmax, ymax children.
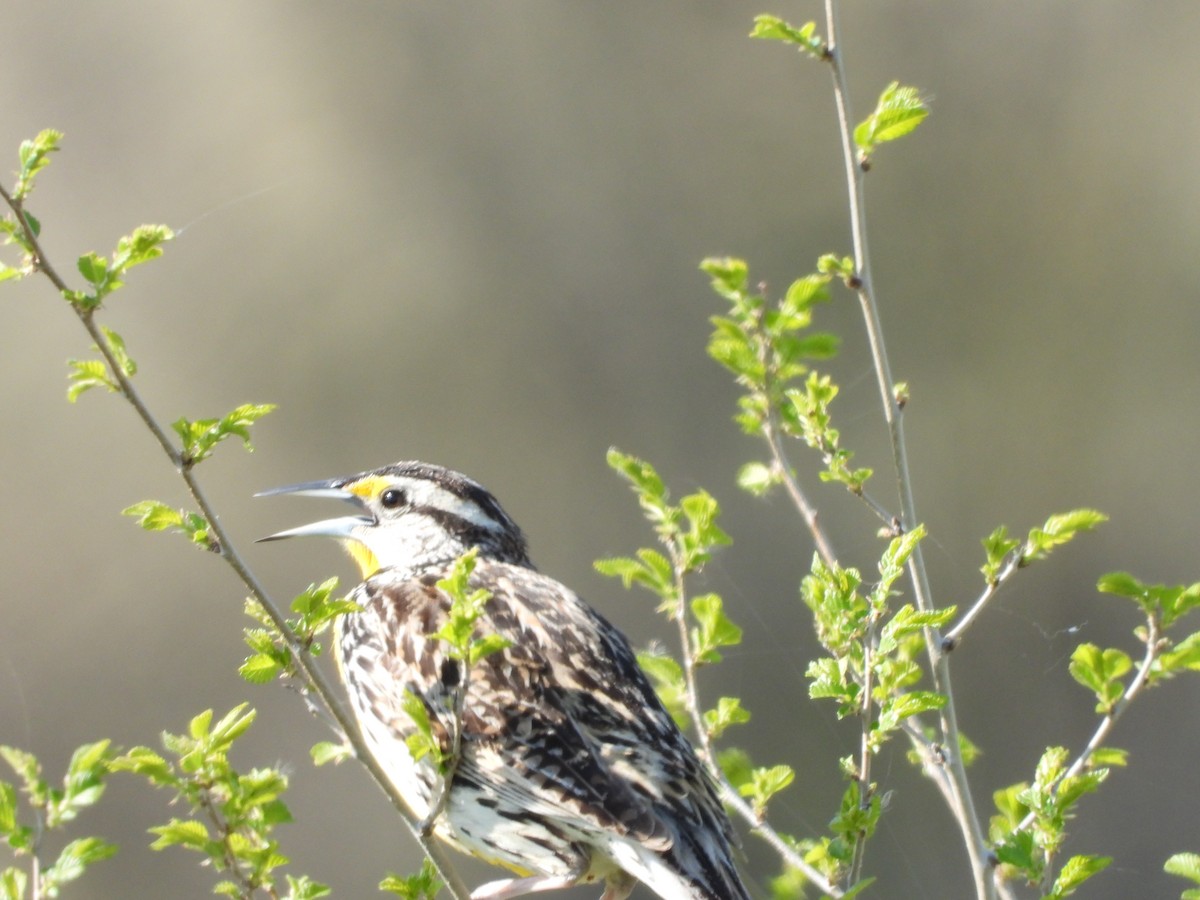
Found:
<box><xmin>3</xmin><ymin>2</ymin><xmax>1199</xmax><ymax>898</ymax></box>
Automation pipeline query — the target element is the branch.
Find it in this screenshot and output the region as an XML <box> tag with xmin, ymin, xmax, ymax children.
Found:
<box><xmin>1</xmin><ymin>182</ymin><xmax>472</xmax><ymax>900</ymax></box>
<box><xmin>848</xmin><ymin>621</ymin><xmax>875</xmax><ymax>885</ymax></box>
<box><xmin>754</xmin><ymin>309</ymin><xmax>840</xmax><ymax>569</ymax></box>
<box><xmin>1013</xmin><ymin>614</ymin><xmax>1161</xmax><ymax>837</ymax></box>
<box><xmin>943</xmin><ymin>551</ymin><xmax>1024</xmax><ymax>650</ymax></box>
<box><xmin>666</xmin><ymin>548</ymin><xmax>842</xmax><ymax>897</ymax></box>
<box><xmin>820</xmin><ymin>3</ymin><xmax>993</xmax><ymax>896</ymax></box>
<box><xmin>764</xmin><ymin>421</ymin><xmax>840</xmax><ymax>568</ymax></box>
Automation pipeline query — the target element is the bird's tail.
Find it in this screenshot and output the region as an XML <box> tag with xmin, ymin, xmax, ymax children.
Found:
<box><xmin>605</xmin><ymin>831</ymin><xmax>752</xmax><ymax>900</ymax></box>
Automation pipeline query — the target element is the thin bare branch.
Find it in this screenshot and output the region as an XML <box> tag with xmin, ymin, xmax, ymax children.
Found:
<box><xmin>665</xmin><ymin>542</ymin><xmax>841</xmax><ymax>897</ymax></box>
<box><xmin>820</xmin><ymin>2</ymin><xmax>993</xmax><ymax>895</ymax></box>
<box><xmin>1</xmin><ymin>182</ymin><xmax>472</xmax><ymax>900</ymax></box>
<box><xmin>1013</xmin><ymin>614</ymin><xmax>1161</xmax><ymax>838</ymax></box>
<box><xmin>944</xmin><ymin>551</ymin><xmax>1024</xmax><ymax>649</ymax></box>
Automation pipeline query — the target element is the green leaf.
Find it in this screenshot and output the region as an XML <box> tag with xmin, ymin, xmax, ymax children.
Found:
<box><xmin>310</xmin><ymin>742</ymin><xmax>352</xmax><ymax>767</ymax></box>
<box><xmin>66</xmin><ymin>358</ymin><xmax>118</xmax><ymax>402</ymax></box>
<box><xmin>1096</xmin><ymin>571</ymin><xmax>1145</xmax><ymax>599</ymax></box>
<box><xmin>876</xmin><ymin>526</ymin><xmax>926</xmax><ymax>593</ymax></box>
<box><xmin>239</xmin><ymin>653</ymin><xmax>284</xmax><ymax>684</ymax></box>
<box><xmin>637</xmin><ymin>650</ymin><xmax>688</xmax><ymax>728</ymax></box>
<box><xmin>401</xmin><ymin>691</ymin><xmax>441</xmax><ymax>766</ymax></box>
<box><xmin>854</xmin><ymin>82</ymin><xmax>928</xmax><ymax>159</ymax></box>
<box><xmin>108</xmin><ymin>746</ymin><xmax>176</xmax><ymax>787</ymax></box>
<box><xmin>1163</xmin><ymin>583</ymin><xmax>1200</xmax><ymax>629</ymax></box>
<box><xmin>680</xmin><ymin>490</ymin><xmax>731</xmax><ymax>567</ymax></box>
<box><xmin>112</xmin><ymin>225</ymin><xmax>173</xmax><ymax>274</ymax></box>
<box><xmin>596</xmin><ymin>549</ymin><xmax>675</xmax><ymax>606</ymax></box>
<box><xmin>0</xmin><ymin>781</ymin><xmax>17</xmax><ymax>836</ymax></box>
<box><xmin>1156</xmin><ymin>631</ymin><xmax>1200</xmax><ymax>681</ymax></box>
<box><xmin>703</xmin><ymin>697</ymin><xmax>751</xmax><ymax>739</ymax></box>
<box><xmin>101</xmin><ymin>326</ymin><xmax>137</xmax><ymax>377</ymax></box>
<box><xmin>877</xmin><ymin>691</ymin><xmax>945</xmax><ymax>735</ymax></box>
<box><xmin>606</xmin><ymin>447</ymin><xmax>666</xmax><ymax>499</ymax></box>
<box><xmin>715</xmin><ymin>747</ymin><xmax>753</xmax><ymax>791</ymax></box>
<box><xmin>739</xmin><ymin>764</ymin><xmax>795</xmax><ymax>817</ymax></box>
<box><xmin>699</xmin><ymin>257</ymin><xmax>749</xmax><ymax>301</ymax></box>
<box><xmin>174</xmin><ymin>403</ymin><xmax>277</xmax><ymax>464</ymax></box>
<box><xmin>0</xmin><ymin>747</ymin><xmax>43</xmax><ymax>802</ymax></box>
<box><xmin>1087</xmin><ymin>746</ymin><xmax>1128</xmax><ymax>768</ymax></box>
<box><xmin>64</xmin><ymin>740</ymin><xmax>111</xmax><ymax>792</ymax></box>
<box><xmin>468</xmin><ymin>633</ymin><xmax>511</xmax><ymax>666</ymax></box>
<box><xmin>735</xmin><ymin>461</ymin><xmax>778</xmax><ymax>496</ymax></box>
<box><xmin>0</xmin><ymin>867</ymin><xmax>27</xmax><ymax>900</ymax></box>
<box><xmin>289</xmin><ymin>577</ymin><xmax>341</xmax><ymax>618</ymax></box>
<box><xmin>1047</xmin><ymin>854</ymin><xmax>1111</xmax><ymax>898</ymax></box>
<box><xmin>817</xmin><ymin>253</ymin><xmax>855</xmax><ymax>280</ymax></box>
<box><xmin>783</xmin><ymin>273</ymin><xmax>832</xmax><ymax>312</ymax></box>
<box><xmin>236</xmin><ymin>768</ymin><xmax>289</xmax><ymax>812</ymax></box>
<box><xmin>285</xmin><ymin>875</ymin><xmax>332</xmax><ymax>900</ymax></box>
<box><xmin>206</xmin><ymin>704</ymin><xmax>257</xmax><ymax>749</ymax></box>
<box><xmin>14</xmin><ymin>129</ymin><xmax>63</xmax><ymax>199</ymax></box>
<box><xmin>121</xmin><ymin>500</ymin><xmax>184</xmax><ymax>532</ymax></box>
<box><xmin>595</xmin><ymin>555</ymin><xmax>658</xmax><ymax>591</ymax></box>
<box><xmin>149</xmin><ymin>818</ymin><xmax>214</xmax><ymax>853</ymax></box>
<box><xmin>877</xmin><ymin>603</ymin><xmax>955</xmax><ymax>655</ymax></box>
<box><xmin>76</xmin><ymin>252</ymin><xmax>109</xmax><ymax>287</ymax></box>
<box><xmin>42</xmin><ymin>837</ymin><xmax>118</xmax><ymax>891</ymax></box>
<box><xmin>68</xmin><ymin>225</ymin><xmax>174</xmax><ymax>309</ymax></box>
<box><xmin>1166</xmin><ymin>852</ymin><xmax>1200</xmax><ymax>886</ymax></box>
<box><xmin>980</xmin><ymin>525</ymin><xmax>1021</xmax><ymax>584</ymax></box>
<box><xmin>380</xmin><ymin>859</ymin><xmax>443</xmax><ymax>899</ymax></box>
<box><xmin>1095</xmin><ymin>573</ymin><xmax>1200</xmax><ymax>627</ymax></box>
<box><xmin>690</xmin><ymin>594</ymin><xmax>742</xmax><ymax>664</ymax></box>
<box><xmin>1068</xmin><ymin>643</ymin><xmax>1130</xmax><ymax>714</ymax></box>
<box><xmin>749</xmin><ymin>15</ymin><xmax>826</xmax><ymax>58</ymax></box>
<box><xmin>1024</xmin><ymin>509</ymin><xmax>1108</xmax><ymax>562</ymax></box>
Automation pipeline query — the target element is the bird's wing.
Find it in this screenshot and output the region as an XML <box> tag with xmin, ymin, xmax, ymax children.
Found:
<box><xmin>351</xmin><ymin>561</ymin><xmax>748</xmax><ymax>900</ymax></box>
<box><xmin>467</xmin><ymin>561</ymin><xmax>749</xmax><ymax>900</ymax></box>
<box><xmin>351</xmin><ymin>567</ymin><xmax>671</xmax><ymax>846</ymax></box>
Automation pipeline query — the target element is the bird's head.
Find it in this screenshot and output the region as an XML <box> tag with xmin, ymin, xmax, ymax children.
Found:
<box><xmin>257</xmin><ymin>461</ymin><xmax>530</xmax><ymax>577</ymax></box>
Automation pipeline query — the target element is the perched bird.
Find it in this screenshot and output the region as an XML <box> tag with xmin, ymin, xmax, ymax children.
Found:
<box><xmin>259</xmin><ymin>461</ymin><xmax>750</xmax><ymax>900</ymax></box>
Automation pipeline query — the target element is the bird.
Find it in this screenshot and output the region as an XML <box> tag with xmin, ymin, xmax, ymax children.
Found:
<box><xmin>258</xmin><ymin>460</ymin><xmax>751</xmax><ymax>900</ymax></box>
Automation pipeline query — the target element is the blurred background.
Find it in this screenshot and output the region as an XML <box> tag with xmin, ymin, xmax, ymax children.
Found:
<box><xmin>3</xmin><ymin>2</ymin><xmax>1199</xmax><ymax>897</ymax></box>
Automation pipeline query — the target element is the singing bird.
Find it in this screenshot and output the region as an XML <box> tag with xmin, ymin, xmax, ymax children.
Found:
<box><xmin>260</xmin><ymin>461</ymin><xmax>750</xmax><ymax>900</ymax></box>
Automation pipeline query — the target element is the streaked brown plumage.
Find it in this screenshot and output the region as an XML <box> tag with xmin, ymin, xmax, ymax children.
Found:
<box><xmin>260</xmin><ymin>461</ymin><xmax>750</xmax><ymax>900</ymax></box>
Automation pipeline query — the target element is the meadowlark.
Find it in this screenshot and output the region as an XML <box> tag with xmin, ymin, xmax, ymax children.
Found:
<box><xmin>259</xmin><ymin>461</ymin><xmax>751</xmax><ymax>900</ymax></box>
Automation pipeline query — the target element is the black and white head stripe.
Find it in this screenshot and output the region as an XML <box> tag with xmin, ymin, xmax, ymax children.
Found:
<box><xmin>339</xmin><ymin>461</ymin><xmax>530</xmax><ymax>564</ymax></box>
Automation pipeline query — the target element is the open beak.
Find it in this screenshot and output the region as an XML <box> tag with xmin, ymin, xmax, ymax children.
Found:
<box><xmin>255</xmin><ymin>478</ymin><xmax>373</xmax><ymax>542</ymax></box>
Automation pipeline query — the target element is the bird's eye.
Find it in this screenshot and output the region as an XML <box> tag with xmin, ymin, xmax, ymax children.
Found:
<box><xmin>380</xmin><ymin>488</ymin><xmax>407</xmax><ymax>509</ymax></box>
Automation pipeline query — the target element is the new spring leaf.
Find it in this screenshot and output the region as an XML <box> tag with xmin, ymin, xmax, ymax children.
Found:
<box><xmin>174</xmin><ymin>403</ymin><xmax>276</xmax><ymax>464</ymax></box>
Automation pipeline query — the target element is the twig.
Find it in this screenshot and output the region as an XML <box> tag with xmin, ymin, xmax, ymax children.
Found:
<box><xmin>943</xmin><ymin>551</ymin><xmax>1024</xmax><ymax>650</ymax></box>
<box><xmin>718</xmin><ymin>780</ymin><xmax>842</xmax><ymax>897</ymax></box>
<box><xmin>669</xmin><ymin>561</ymin><xmax>716</xmax><ymax>767</ymax></box>
<box><xmin>820</xmin><ymin>3</ymin><xmax>994</xmax><ymax>897</ymax></box>
<box><xmin>848</xmin><ymin>621</ymin><xmax>875</xmax><ymax>885</ymax></box>
<box><xmin>665</xmin><ymin>547</ymin><xmax>841</xmax><ymax>897</ymax></box>
<box><xmin>762</xmin><ymin>412</ymin><xmax>840</xmax><ymax>568</ymax></box>
<box><xmin>752</xmin><ymin>304</ymin><xmax>841</xmax><ymax>567</ymax></box>
<box><xmin>1013</xmin><ymin>614</ymin><xmax>1161</xmax><ymax>837</ymax></box>
<box><xmin>196</xmin><ymin>788</ymin><xmax>265</xmax><ymax>900</ymax></box>
<box><xmin>30</xmin><ymin>842</ymin><xmax>42</xmax><ymax>900</ymax></box>
<box><xmin>1</xmin><ymin>182</ymin><xmax>472</xmax><ymax>900</ymax></box>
